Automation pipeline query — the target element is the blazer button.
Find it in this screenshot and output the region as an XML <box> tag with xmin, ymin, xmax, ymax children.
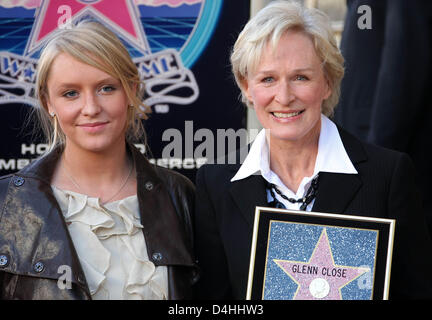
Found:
<box><xmin>152</xmin><ymin>252</ymin><xmax>162</xmax><ymax>262</ymax></box>
<box><xmin>0</xmin><ymin>255</ymin><xmax>9</xmax><ymax>267</ymax></box>
<box><xmin>191</xmin><ymin>269</ymin><xmax>200</xmax><ymax>283</ymax></box>
<box><xmin>145</xmin><ymin>181</ymin><xmax>154</xmax><ymax>191</ymax></box>
<box><xmin>13</xmin><ymin>176</ymin><xmax>25</xmax><ymax>187</ymax></box>
<box><xmin>33</xmin><ymin>261</ymin><xmax>45</xmax><ymax>273</ymax></box>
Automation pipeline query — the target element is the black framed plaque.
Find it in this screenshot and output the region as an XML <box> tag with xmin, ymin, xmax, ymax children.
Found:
<box><xmin>246</xmin><ymin>207</ymin><xmax>395</xmax><ymax>300</ymax></box>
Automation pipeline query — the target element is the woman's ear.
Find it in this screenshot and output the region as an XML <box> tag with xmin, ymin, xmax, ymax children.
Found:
<box><xmin>128</xmin><ymin>82</ymin><xmax>138</xmax><ymax>106</ymax></box>
<box><xmin>132</xmin><ymin>81</ymin><xmax>139</xmax><ymax>96</ymax></box>
<box><xmin>46</xmin><ymin>98</ymin><xmax>55</xmax><ymax>117</ymax></box>
<box><xmin>132</xmin><ymin>82</ymin><xmax>138</xmax><ymax>94</ymax></box>
<box><xmin>240</xmin><ymin>77</ymin><xmax>253</xmax><ymax>102</ymax></box>
<box><xmin>323</xmin><ymin>76</ymin><xmax>331</xmax><ymax>100</ymax></box>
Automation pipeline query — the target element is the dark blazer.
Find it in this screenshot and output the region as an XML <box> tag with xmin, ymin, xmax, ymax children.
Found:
<box><xmin>0</xmin><ymin>143</ymin><xmax>198</xmax><ymax>300</ymax></box>
<box><xmin>194</xmin><ymin>127</ymin><xmax>432</xmax><ymax>300</ymax></box>
<box><xmin>334</xmin><ymin>0</ymin><xmax>432</xmax><ymax>235</ymax></box>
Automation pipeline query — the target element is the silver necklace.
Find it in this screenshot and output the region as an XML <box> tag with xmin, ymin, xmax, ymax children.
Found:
<box><xmin>62</xmin><ymin>155</ymin><xmax>134</xmax><ymax>205</ymax></box>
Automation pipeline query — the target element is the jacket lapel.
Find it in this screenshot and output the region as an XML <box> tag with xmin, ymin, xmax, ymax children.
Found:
<box><xmin>313</xmin><ymin>126</ymin><xmax>367</xmax><ymax>214</ymax></box>
<box><xmin>5</xmin><ymin>148</ymin><xmax>92</xmax><ymax>298</ymax></box>
<box><xmin>131</xmin><ymin>145</ymin><xmax>195</xmax><ymax>268</ymax></box>
<box><xmin>229</xmin><ymin>173</ymin><xmax>269</xmax><ymax>227</ymax></box>
<box><xmin>312</xmin><ymin>172</ymin><xmax>362</xmax><ymax>213</ymax></box>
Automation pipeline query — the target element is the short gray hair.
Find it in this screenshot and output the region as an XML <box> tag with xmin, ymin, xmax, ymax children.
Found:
<box><xmin>230</xmin><ymin>0</ymin><xmax>344</xmax><ymax>116</ymax></box>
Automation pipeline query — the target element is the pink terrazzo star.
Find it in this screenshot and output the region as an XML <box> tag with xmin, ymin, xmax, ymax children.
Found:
<box><xmin>37</xmin><ymin>0</ymin><xmax>138</xmax><ymax>42</ymax></box>
<box><xmin>274</xmin><ymin>228</ymin><xmax>370</xmax><ymax>300</ymax></box>
<box><xmin>25</xmin><ymin>0</ymin><xmax>149</xmax><ymax>56</ymax></box>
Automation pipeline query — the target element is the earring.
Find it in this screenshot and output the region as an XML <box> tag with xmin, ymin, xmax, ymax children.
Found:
<box><xmin>49</xmin><ymin>112</ymin><xmax>55</xmax><ymax>117</ymax></box>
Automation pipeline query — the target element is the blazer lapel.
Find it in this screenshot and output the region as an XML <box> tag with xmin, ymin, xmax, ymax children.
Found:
<box><xmin>131</xmin><ymin>145</ymin><xmax>195</xmax><ymax>267</ymax></box>
<box><xmin>229</xmin><ymin>174</ymin><xmax>269</xmax><ymax>227</ymax></box>
<box><xmin>312</xmin><ymin>172</ymin><xmax>362</xmax><ymax>214</ymax></box>
<box><xmin>313</xmin><ymin>126</ymin><xmax>368</xmax><ymax>214</ymax></box>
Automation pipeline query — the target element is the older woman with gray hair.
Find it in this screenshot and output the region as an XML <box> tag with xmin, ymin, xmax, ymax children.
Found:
<box><xmin>194</xmin><ymin>0</ymin><xmax>432</xmax><ymax>299</ymax></box>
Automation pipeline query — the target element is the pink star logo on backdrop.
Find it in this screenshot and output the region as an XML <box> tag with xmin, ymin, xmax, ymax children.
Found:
<box><xmin>134</xmin><ymin>0</ymin><xmax>201</xmax><ymax>7</ymax></box>
<box><xmin>274</xmin><ymin>228</ymin><xmax>370</xmax><ymax>300</ymax></box>
<box><xmin>25</xmin><ymin>0</ymin><xmax>149</xmax><ymax>55</ymax></box>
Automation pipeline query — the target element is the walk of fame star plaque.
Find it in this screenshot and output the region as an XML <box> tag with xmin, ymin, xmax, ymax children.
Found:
<box><xmin>246</xmin><ymin>207</ymin><xmax>395</xmax><ymax>300</ymax></box>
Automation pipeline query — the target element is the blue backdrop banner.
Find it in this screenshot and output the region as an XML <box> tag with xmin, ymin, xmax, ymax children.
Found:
<box><xmin>0</xmin><ymin>0</ymin><xmax>250</xmax><ymax>181</ymax></box>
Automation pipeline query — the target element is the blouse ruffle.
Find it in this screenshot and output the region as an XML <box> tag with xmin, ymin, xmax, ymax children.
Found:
<box><xmin>52</xmin><ymin>186</ymin><xmax>168</xmax><ymax>300</ymax></box>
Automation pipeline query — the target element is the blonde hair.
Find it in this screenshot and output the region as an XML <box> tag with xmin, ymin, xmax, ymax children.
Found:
<box><xmin>230</xmin><ymin>0</ymin><xmax>344</xmax><ymax>116</ymax></box>
<box><xmin>35</xmin><ymin>20</ymin><xmax>149</xmax><ymax>150</ymax></box>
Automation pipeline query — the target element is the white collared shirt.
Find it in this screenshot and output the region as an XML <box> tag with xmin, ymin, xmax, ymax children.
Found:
<box><xmin>231</xmin><ymin>114</ymin><xmax>358</xmax><ymax>211</ymax></box>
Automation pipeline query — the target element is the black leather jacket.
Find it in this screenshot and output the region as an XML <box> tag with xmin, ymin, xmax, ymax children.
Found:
<box><xmin>0</xmin><ymin>144</ymin><xmax>198</xmax><ymax>299</ymax></box>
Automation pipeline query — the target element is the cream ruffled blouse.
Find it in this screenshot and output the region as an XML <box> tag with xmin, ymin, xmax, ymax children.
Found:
<box><xmin>52</xmin><ymin>186</ymin><xmax>168</xmax><ymax>300</ymax></box>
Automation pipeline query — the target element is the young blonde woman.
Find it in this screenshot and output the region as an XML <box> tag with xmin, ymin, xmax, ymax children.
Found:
<box><xmin>0</xmin><ymin>21</ymin><xmax>197</xmax><ymax>300</ymax></box>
